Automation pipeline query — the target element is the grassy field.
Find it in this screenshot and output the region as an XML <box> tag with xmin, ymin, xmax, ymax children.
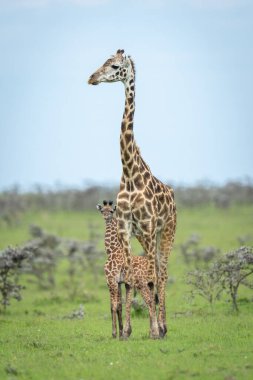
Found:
<box><xmin>0</xmin><ymin>205</ymin><xmax>253</xmax><ymax>380</ymax></box>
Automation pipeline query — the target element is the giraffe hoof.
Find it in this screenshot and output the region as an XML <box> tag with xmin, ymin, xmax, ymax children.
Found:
<box><xmin>122</xmin><ymin>326</ymin><xmax>132</xmax><ymax>339</ymax></box>
<box><xmin>120</xmin><ymin>335</ymin><xmax>129</xmax><ymax>341</ymax></box>
<box><xmin>149</xmin><ymin>326</ymin><xmax>160</xmax><ymax>339</ymax></box>
<box><xmin>149</xmin><ymin>332</ymin><xmax>160</xmax><ymax>340</ymax></box>
<box><xmin>158</xmin><ymin>325</ymin><xmax>167</xmax><ymax>338</ymax></box>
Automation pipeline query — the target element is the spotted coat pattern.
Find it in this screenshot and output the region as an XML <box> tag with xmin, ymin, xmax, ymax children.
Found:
<box><xmin>89</xmin><ymin>49</ymin><xmax>177</xmax><ymax>338</ymax></box>
<box><xmin>97</xmin><ymin>201</ymin><xmax>155</xmax><ymax>339</ymax></box>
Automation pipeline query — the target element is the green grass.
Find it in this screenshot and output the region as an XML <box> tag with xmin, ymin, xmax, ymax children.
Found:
<box><xmin>0</xmin><ymin>205</ymin><xmax>253</xmax><ymax>380</ymax></box>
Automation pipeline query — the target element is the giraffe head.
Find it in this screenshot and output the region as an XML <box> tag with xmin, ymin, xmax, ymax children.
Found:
<box><xmin>96</xmin><ymin>200</ymin><xmax>116</xmax><ymax>222</ymax></box>
<box><xmin>88</xmin><ymin>49</ymin><xmax>135</xmax><ymax>86</ymax></box>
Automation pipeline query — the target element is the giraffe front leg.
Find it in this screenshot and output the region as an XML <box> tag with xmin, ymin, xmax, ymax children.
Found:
<box><xmin>109</xmin><ymin>283</ymin><xmax>119</xmax><ymax>339</ymax></box>
<box><xmin>136</xmin><ymin>227</ymin><xmax>159</xmax><ymax>339</ymax></box>
<box><xmin>117</xmin><ymin>284</ymin><xmax>123</xmax><ymax>338</ymax></box>
<box><xmin>157</xmin><ymin>272</ymin><xmax>167</xmax><ymax>338</ymax></box>
<box><xmin>145</xmin><ymin>237</ymin><xmax>159</xmax><ymax>339</ymax></box>
<box><xmin>122</xmin><ymin>283</ymin><xmax>133</xmax><ymax>339</ymax></box>
<box><xmin>117</xmin><ymin>220</ymin><xmax>133</xmax><ymax>286</ymax></box>
<box><xmin>139</xmin><ymin>285</ymin><xmax>159</xmax><ymax>339</ymax></box>
<box><xmin>157</xmin><ymin>223</ymin><xmax>175</xmax><ymax>338</ymax></box>
<box><xmin>136</xmin><ymin>229</ymin><xmax>157</xmax><ymax>287</ymax></box>
<box><xmin>156</xmin><ymin>260</ymin><xmax>169</xmax><ymax>338</ymax></box>
<box><xmin>136</xmin><ymin>235</ymin><xmax>157</xmax><ymax>285</ymax></box>
<box><xmin>147</xmin><ymin>281</ymin><xmax>159</xmax><ymax>339</ymax></box>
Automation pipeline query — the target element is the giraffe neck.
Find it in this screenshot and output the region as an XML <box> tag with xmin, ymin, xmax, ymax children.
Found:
<box><xmin>120</xmin><ymin>62</ymin><xmax>136</xmax><ymax>179</ymax></box>
<box><xmin>104</xmin><ymin>217</ymin><xmax>122</xmax><ymax>255</ymax></box>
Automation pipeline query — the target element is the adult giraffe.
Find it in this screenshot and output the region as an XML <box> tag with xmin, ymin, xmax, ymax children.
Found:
<box><xmin>88</xmin><ymin>49</ymin><xmax>176</xmax><ymax>338</ymax></box>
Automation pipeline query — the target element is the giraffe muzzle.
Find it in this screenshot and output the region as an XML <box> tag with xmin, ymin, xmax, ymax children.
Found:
<box><xmin>88</xmin><ymin>74</ymin><xmax>99</xmax><ymax>85</ymax></box>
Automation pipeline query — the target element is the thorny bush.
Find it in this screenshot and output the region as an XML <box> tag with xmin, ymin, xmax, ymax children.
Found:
<box><xmin>187</xmin><ymin>246</ymin><xmax>253</xmax><ymax>311</ymax></box>
<box><xmin>181</xmin><ymin>234</ymin><xmax>220</xmax><ymax>268</ymax></box>
<box><xmin>0</xmin><ymin>247</ymin><xmax>30</xmax><ymax>311</ymax></box>
<box><xmin>217</xmin><ymin>246</ymin><xmax>253</xmax><ymax>311</ymax></box>
<box><xmin>21</xmin><ymin>225</ymin><xmax>62</xmax><ymax>289</ymax></box>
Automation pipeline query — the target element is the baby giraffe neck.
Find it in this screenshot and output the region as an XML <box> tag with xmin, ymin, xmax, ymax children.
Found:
<box><xmin>104</xmin><ymin>218</ymin><xmax>122</xmax><ymax>255</ymax></box>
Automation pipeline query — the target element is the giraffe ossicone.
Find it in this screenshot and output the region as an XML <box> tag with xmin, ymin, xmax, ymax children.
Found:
<box><xmin>89</xmin><ymin>49</ymin><xmax>177</xmax><ymax>339</ymax></box>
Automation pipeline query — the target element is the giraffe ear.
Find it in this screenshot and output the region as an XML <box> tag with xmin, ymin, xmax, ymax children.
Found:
<box><xmin>113</xmin><ymin>205</ymin><xmax>117</xmax><ymax>212</ymax></box>
<box><xmin>96</xmin><ymin>204</ymin><xmax>102</xmax><ymax>211</ymax></box>
<box><xmin>123</xmin><ymin>56</ymin><xmax>130</xmax><ymax>66</ymax></box>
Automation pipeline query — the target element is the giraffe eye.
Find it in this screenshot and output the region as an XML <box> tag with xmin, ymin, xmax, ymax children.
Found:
<box><xmin>111</xmin><ymin>65</ymin><xmax>119</xmax><ymax>70</ymax></box>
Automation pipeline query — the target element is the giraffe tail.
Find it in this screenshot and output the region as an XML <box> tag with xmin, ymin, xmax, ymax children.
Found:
<box><xmin>155</xmin><ymin>293</ymin><xmax>159</xmax><ymax>305</ymax></box>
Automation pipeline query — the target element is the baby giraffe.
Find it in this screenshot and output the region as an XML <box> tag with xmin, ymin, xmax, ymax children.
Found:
<box><xmin>97</xmin><ymin>200</ymin><xmax>155</xmax><ymax>339</ymax></box>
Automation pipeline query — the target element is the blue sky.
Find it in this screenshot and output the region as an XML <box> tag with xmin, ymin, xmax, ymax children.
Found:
<box><xmin>0</xmin><ymin>0</ymin><xmax>252</xmax><ymax>190</ymax></box>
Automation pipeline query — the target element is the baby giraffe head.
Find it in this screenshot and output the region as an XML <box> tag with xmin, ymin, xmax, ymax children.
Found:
<box><xmin>96</xmin><ymin>200</ymin><xmax>116</xmax><ymax>222</ymax></box>
<box><xmin>88</xmin><ymin>49</ymin><xmax>135</xmax><ymax>85</ymax></box>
